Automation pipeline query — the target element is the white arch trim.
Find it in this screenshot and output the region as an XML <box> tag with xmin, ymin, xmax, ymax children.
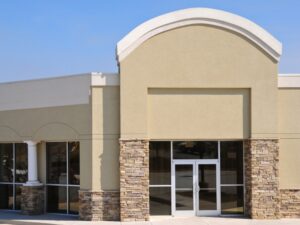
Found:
<box><xmin>117</xmin><ymin>8</ymin><xmax>282</xmax><ymax>62</ymax></box>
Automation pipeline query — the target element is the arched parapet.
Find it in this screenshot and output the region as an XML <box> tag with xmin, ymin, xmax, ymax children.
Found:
<box><xmin>0</xmin><ymin>125</ymin><xmax>22</xmax><ymax>142</ymax></box>
<box><xmin>33</xmin><ymin>122</ymin><xmax>79</xmax><ymax>141</ymax></box>
<box><xmin>117</xmin><ymin>8</ymin><xmax>282</xmax><ymax>62</ymax></box>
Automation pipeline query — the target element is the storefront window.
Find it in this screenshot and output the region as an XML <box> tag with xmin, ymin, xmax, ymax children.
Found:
<box><xmin>46</xmin><ymin>142</ymin><xmax>80</xmax><ymax>214</ymax></box>
<box><xmin>0</xmin><ymin>143</ymin><xmax>28</xmax><ymax>210</ymax></box>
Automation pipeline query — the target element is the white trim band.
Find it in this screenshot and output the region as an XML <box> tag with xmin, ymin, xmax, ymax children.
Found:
<box><xmin>278</xmin><ymin>75</ymin><xmax>300</xmax><ymax>88</ymax></box>
<box><xmin>117</xmin><ymin>8</ymin><xmax>282</xmax><ymax>62</ymax></box>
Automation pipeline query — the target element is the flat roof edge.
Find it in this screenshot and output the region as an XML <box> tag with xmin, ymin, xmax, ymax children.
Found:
<box><xmin>0</xmin><ymin>72</ymin><xmax>120</xmax><ymax>87</ymax></box>
<box><xmin>278</xmin><ymin>75</ymin><xmax>300</xmax><ymax>88</ymax></box>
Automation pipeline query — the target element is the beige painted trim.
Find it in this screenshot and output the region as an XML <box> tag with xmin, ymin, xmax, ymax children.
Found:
<box><xmin>0</xmin><ymin>72</ymin><xmax>119</xmax><ymax>111</ymax></box>
<box><xmin>278</xmin><ymin>74</ymin><xmax>300</xmax><ymax>88</ymax></box>
<box><xmin>117</xmin><ymin>8</ymin><xmax>282</xmax><ymax>62</ymax></box>
<box><xmin>91</xmin><ymin>72</ymin><xmax>119</xmax><ymax>86</ymax></box>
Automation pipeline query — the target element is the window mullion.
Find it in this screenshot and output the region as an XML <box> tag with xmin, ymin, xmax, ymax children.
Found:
<box><xmin>66</xmin><ymin>142</ymin><xmax>69</xmax><ymax>214</ymax></box>
<box><xmin>13</xmin><ymin>143</ymin><xmax>16</xmax><ymax>210</ymax></box>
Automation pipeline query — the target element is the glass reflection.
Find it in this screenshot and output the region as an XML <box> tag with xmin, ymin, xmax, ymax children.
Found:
<box><xmin>15</xmin><ymin>143</ymin><xmax>28</xmax><ymax>183</ymax></box>
<box><xmin>175</xmin><ymin>165</ymin><xmax>193</xmax><ymax>189</ymax></box>
<box><xmin>47</xmin><ymin>143</ymin><xmax>67</xmax><ymax>184</ymax></box>
<box><xmin>0</xmin><ymin>184</ymin><xmax>13</xmax><ymax>209</ymax></box>
<box><xmin>221</xmin><ymin>186</ymin><xmax>244</xmax><ymax>214</ymax></box>
<box><xmin>0</xmin><ymin>144</ymin><xmax>13</xmax><ymax>182</ymax></box>
<box><xmin>198</xmin><ymin>165</ymin><xmax>216</xmax><ymax>188</ymax></box>
<box><xmin>150</xmin><ymin>187</ymin><xmax>171</xmax><ymax>215</ymax></box>
<box><xmin>176</xmin><ymin>191</ymin><xmax>194</xmax><ymax>210</ymax></box>
<box><xmin>175</xmin><ymin>164</ymin><xmax>193</xmax><ymax>210</ymax></box>
<box><xmin>221</xmin><ymin>141</ymin><xmax>243</xmax><ymax>184</ymax></box>
<box><xmin>173</xmin><ymin>141</ymin><xmax>218</xmax><ymax>159</ymax></box>
<box><xmin>199</xmin><ymin>189</ymin><xmax>216</xmax><ymax>210</ymax></box>
<box><xmin>149</xmin><ymin>142</ymin><xmax>171</xmax><ymax>185</ymax></box>
<box><xmin>15</xmin><ymin>185</ymin><xmax>22</xmax><ymax>210</ymax></box>
<box><xmin>68</xmin><ymin>142</ymin><xmax>80</xmax><ymax>185</ymax></box>
<box><xmin>69</xmin><ymin>187</ymin><xmax>79</xmax><ymax>214</ymax></box>
<box><xmin>47</xmin><ymin>186</ymin><xmax>67</xmax><ymax>213</ymax></box>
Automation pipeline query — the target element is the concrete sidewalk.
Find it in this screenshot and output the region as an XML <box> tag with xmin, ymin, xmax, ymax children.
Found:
<box><xmin>0</xmin><ymin>211</ymin><xmax>300</xmax><ymax>225</ymax></box>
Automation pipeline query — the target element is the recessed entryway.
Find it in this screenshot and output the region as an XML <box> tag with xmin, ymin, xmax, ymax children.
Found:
<box><xmin>149</xmin><ymin>141</ymin><xmax>244</xmax><ymax>217</ymax></box>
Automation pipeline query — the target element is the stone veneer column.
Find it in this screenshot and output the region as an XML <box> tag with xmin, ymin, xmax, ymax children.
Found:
<box><xmin>21</xmin><ymin>186</ymin><xmax>44</xmax><ymax>215</ymax></box>
<box><xmin>244</xmin><ymin>139</ymin><xmax>280</xmax><ymax>219</ymax></box>
<box><xmin>79</xmin><ymin>190</ymin><xmax>120</xmax><ymax>221</ymax></box>
<box><xmin>21</xmin><ymin>141</ymin><xmax>44</xmax><ymax>215</ymax></box>
<box><xmin>119</xmin><ymin>139</ymin><xmax>149</xmax><ymax>222</ymax></box>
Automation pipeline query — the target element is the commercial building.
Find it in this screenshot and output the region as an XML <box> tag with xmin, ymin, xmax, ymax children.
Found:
<box><xmin>0</xmin><ymin>8</ymin><xmax>300</xmax><ymax>221</ymax></box>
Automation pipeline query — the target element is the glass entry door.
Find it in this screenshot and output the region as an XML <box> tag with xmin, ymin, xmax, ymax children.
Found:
<box><xmin>172</xmin><ymin>160</ymin><xmax>220</xmax><ymax>216</ymax></box>
<box><xmin>196</xmin><ymin>161</ymin><xmax>220</xmax><ymax>216</ymax></box>
<box><xmin>173</xmin><ymin>162</ymin><xmax>195</xmax><ymax>216</ymax></box>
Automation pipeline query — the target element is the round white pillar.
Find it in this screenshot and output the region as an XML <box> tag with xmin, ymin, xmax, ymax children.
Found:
<box><xmin>24</xmin><ymin>141</ymin><xmax>42</xmax><ymax>186</ymax></box>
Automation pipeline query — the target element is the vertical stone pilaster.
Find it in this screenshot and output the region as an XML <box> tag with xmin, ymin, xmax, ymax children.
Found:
<box><xmin>79</xmin><ymin>190</ymin><xmax>120</xmax><ymax>221</ymax></box>
<box><xmin>119</xmin><ymin>139</ymin><xmax>149</xmax><ymax>222</ymax></box>
<box><xmin>21</xmin><ymin>185</ymin><xmax>44</xmax><ymax>215</ymax></box>
<box><xmin>244</xmin><ymin>139</ymin><xmax>280</xmax><ymax>219</ymax></box>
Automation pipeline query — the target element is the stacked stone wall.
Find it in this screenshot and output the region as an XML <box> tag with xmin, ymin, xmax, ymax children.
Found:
<box><xmin>21</xmin><ymin>185</ymin><xmax>44</xmax><ymax>215</ymax></box>
<box><xmin>244</xmin><ymin>139</ymin><xmax>280</xmax><ymax>219</ymax></box>
<box><xmin>79</xmin><ymin>190</ymin><xmax>120</xmax><ymax>221</ymax></box>
<box><xmin>280</xmin><ymin>189</ymin><xmax>300</xmax><ymax>218</ymax></box>
<box><xmin>119</xmin><ymin>139</ymin><xmax>149</xmax><ymax>222</ymax></box>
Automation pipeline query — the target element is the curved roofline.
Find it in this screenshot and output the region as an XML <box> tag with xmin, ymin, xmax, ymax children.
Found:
<box><xmin>116</xmin><ymin>8</ymin><xmax>282</xmax><ymax>62</ymax></box>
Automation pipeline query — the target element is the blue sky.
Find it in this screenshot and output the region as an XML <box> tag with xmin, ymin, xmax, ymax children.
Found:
<box><xmin>0</xmin><ymin>0</ymin><xmax>299</xmax><ymax>82</ymax></box>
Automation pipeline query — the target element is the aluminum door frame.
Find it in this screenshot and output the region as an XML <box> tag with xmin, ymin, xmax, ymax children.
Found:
<box><xmin>171</xmin><ymin>159</ymin><xmax>220</xmax><ymax>217</ymax></box>
<box><xmin>196</xmin><ymin>160</ymin><xmax>220</xmax><ymax>216</ymax></box>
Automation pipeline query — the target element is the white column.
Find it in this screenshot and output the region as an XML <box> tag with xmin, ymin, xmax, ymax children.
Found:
<box><xmin>24</xmin><ymin>141</ymin><xmax>42</xmax><ymax>186</ymax></box>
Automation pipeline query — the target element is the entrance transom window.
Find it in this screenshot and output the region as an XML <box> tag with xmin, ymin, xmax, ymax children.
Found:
<box><xmin>149</xmin><ymin>141</ymin><xmax>244</xmax><ymax>216</ymax></box>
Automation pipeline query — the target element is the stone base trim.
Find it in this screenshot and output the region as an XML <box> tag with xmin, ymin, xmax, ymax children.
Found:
<box><xmin>120</xmin><ymin>139</ymin><xmax>149</xmax><ymax>222</ymax></box>
<box><xmin>79</xmin><ymin>190</ymin><xmax>120</xmax><ymax>221</ymax></box>
<box><xmin>244</xmin><ymin>139</ymin><xmax>280</xmax><ymax>219</ymax></box>
<box><xmin>280</xmin><ymin>189</ymin><xmax>300</xmax><ymax>218</ymax></box>
<box><xmin>21</xmin><ymin>185</ymin><xmax>45</xmax><ymax>215</ymax></box>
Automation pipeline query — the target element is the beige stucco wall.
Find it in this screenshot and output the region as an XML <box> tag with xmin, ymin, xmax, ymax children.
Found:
<box><xmin>91</xmin><ymin>86</ymin><xmax>120</xmax><ymax>190</ymax></box>
<box><xmin>148</xmin><ymin>88</ymin><xmax>250</xmax><ymax>139</ymax></box>
<box><xmin>120</xmin><ymin>25</ymin><xmax>278</xmax><ymax>140</ymax></box>
<box><xmin>278</xmin><ymin>88</ymin><xmax>300</xmax><ymax>189</ymax></box>
<box><xmin>0</xmin><ymin>104</ymin><xmax>93</xmax><ymax>189</ymax></box>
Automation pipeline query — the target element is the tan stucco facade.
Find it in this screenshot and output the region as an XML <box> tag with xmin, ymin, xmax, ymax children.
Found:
<box><xmin>120</xmin><ymin>25</ymin><xmax>278</xmax><ymax>140</ymax></box>
<box><xmin>0</xmin><ymin>7</ymin><xmax>300</xmax><ymax>220</ymax></box>
<box><xmin>279</xmin><ymin>88</ymin><xmax>300</xmax><ymax>189</ymax></box>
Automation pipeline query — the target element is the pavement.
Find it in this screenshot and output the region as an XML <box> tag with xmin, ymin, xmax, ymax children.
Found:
<box><xmin>0</xmin><ymin>211</ymin><xmax>300</xmax><ymax>225</ymax></box>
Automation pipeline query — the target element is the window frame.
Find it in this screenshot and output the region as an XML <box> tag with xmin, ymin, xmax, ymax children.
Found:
<box><xmin>46</xmin><ymin>141</ymin><xmax>80</xmax><ymax>215</ymax></box>
<box><xmin>0</xmin><ymin>143</ymin><xmax>28</xmax><ymax>210</ymax></box>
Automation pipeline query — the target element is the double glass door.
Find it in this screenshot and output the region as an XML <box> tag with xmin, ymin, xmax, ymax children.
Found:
<box><xmin>172</xmin><ymin>160</ymin><xmax>220</xmax><ymax>216</ymax></box>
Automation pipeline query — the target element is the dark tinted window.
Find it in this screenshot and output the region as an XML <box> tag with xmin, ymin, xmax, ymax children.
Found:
<box><xmin>15</xmin><ymin>143</ymin><xmax>28</xmax><ymax>183</ymax></box>
<box><xmin>149</xmin><ymin>142</ymin><xmax>171</xmax><ymax>185</ymax></box>
<box><xmin>68</xmin><ymin>142</ymin><xmax>80</xmax><ymax>185</ymax></box>
<box><xmin>221</xmin><ymin>141</ymin><xmax>243</xmax><ymax>184</ymax></box>
<box><xmin>150</xmin><ymin>187</ymin><xmax>171</xmax><ymax>215</ymax></box>
<box><xmin>0</xmin><ymin>184</ymin><xmax>13</xmax><ymax>209</ymax></box>
<box><xmin>173</xmin><ymin>141</ymin><xmax>218</xmax><ymax>159</ymax></box>
<box><xmin>47</xmin><ymin>186</ymin><xmax>67</xmax><ymax>213</ymax></box>
<box><xmin>0</xmin><ymin>144</ymin><xmax>13</xmax><ymax>182</ymax></box>
<box><xmin>221</xmin><ymin>186</ymin><xmax>244</xmax><ymax>214</ymax></box>
<box><xmin>47</xmin><ymin>143</ymin><xmax>67</xmax><ymax>184</ymax></box>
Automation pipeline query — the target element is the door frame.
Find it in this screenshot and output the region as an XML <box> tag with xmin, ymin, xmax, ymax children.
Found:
<box><xmin>171</xmin><ymin>159</ymin><xmax>220</xmax><ymax>216</ymax></box>
<box><xmin>196</xmin><ymin>160</ymin><xmax>221</xmax><ymax>216</ymax></box>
